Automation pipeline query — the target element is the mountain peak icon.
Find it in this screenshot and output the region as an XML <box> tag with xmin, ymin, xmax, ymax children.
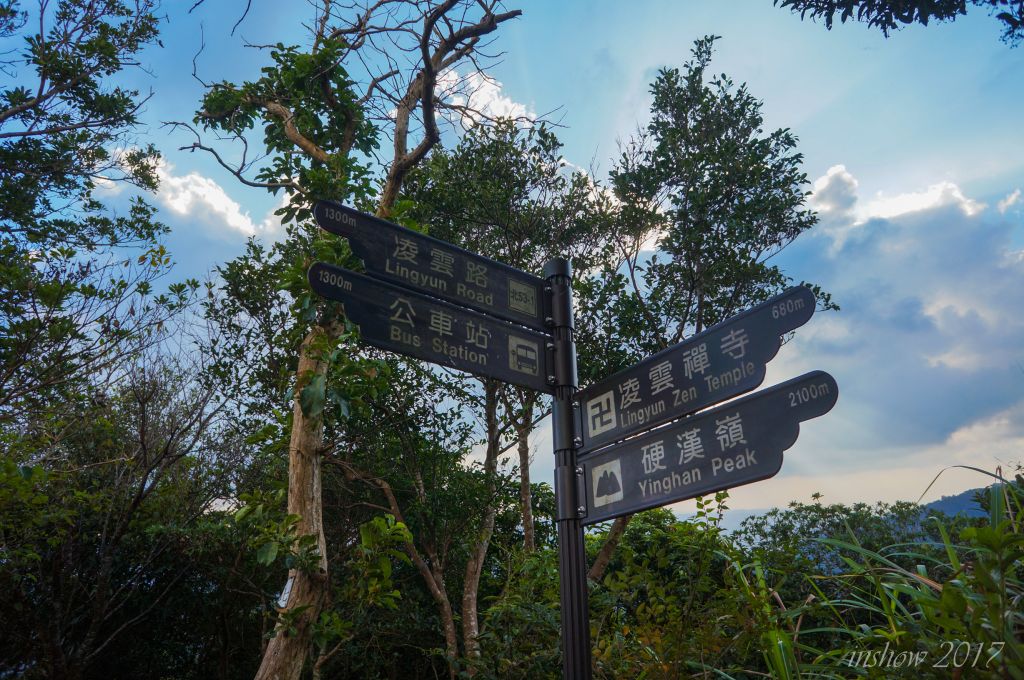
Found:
<box><xmin>595</xmin><ymin>469</ymin><xmax>621</xmax><ymax>498</ymax></box>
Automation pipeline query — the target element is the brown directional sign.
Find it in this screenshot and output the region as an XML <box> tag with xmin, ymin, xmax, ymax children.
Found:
<box><xmin>308</xmin><ymin>261</ymin><xmax>553</xmax><ymax>393</ymax></box>
<box><xmin>575</xmin><ymin>286</ymin><xmax>817</xmax><ymax>454</ymax></box>
<box><xmin>313</xmin><ymin>201</ymin><xmax>548</xmax><ymax>332</ymax></box>
<box><xmin>579</xmin><ymin>370</ymin><xmax>838</xmax><ymax>525</ymax></box>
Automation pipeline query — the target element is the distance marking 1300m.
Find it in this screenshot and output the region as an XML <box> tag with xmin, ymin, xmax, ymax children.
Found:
<box><xmin>314</xmin><ymin>201</ymin><xmax>548</xmax><ymax>331</ymax></box>
<box><xmin>308</xmin><ymin>261</ymin><xmax>553</xmax><ymax>393</ymax></box>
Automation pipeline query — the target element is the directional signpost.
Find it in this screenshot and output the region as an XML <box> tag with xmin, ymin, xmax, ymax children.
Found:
<box><xmin>576</xmin><ymin>285</ymin><xmax>816</xmax><ymax>453</ymax></box>
<box><xmin>579</xmin><ymin>371</ymin><xmax>838</xmax><ymax>524</ymax></box>
<box><xmin>307</xmin><ymin>202</ymin><xmax>840</xmax><ymax>680</ymax></box>
<box><xmin>308</xmin><ymin>262</ymin><xmax>553</xmax><ymax>393</ymax></box>
<box><xmin>314</xmin><ymin>200</ymin><xmax>548</xmax><ymax>330</ymax></box>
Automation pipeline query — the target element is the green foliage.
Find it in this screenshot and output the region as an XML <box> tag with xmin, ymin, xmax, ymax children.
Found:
<box><xmin>303</xmin><ymin>516</ymin><xmax>416</xmax><ymax>669</ymax></box>
<box><xmin>775</xmin><ymin>0</ymin><xmax>1024</xmax><ymax>46</ymax></box>
<box><xmin>734</xmin><ymin>498</ymin><xmax>955</xmax><ymax>587</ymax></box>
<box><xmin>0</xmin><ymin>0</ymin><xmax>193</xmax><ymax>425</ymax></box>
<box><xmin>349</xmin><ymin>514</ymin><xmax>413</xmax><ymax>609</ymax></box>
<box><xmin>201</xmin><ymin>227</ymin><xmax>387</xmax><ymax>434</ymax></box>
<box><xmin>0</xmin><ymin>460</ymin><xmax>50</xmax><ymax>567</ymax></box>
<box><xmin>716</xmin><ymin>476</ymin><xmax>1024</xmax><ymax>678</ymax></box>
<box><xmin>587</xmin><ymin>501</ymin><xmax>757</xmax><ymax>679</ymax></box>
<box><xmin>576</xmin><ymin>36</ymin><xmax>833</xmax><ymax>386</ymax></box>
<box><xmin>403</xmin><ymin>119</ymin><xmax>614</xmax><ymax>274</ymax></box>
<box><xmin>233</xmin><ymin>489</ymin><xmax>320</xmax><ymax>572</ymax></box>
<box><xmin>0</xmin><ymin>359</ymin><xmax>252</xmax><ymax>678</ymax></box>
<box><xmin>299</xmin><ymin>371</ymin><xmax>328</xmax><ymax>418</ymax></box>
<box><xmin>475</xmin><ymin>549</ymin><xmax>562</xmax><ymax>679</ymax></box>
<box><xmin>196</xmin><ymin>38</ymin><xmax>378</xmax><ymax>224</ymax></box>
<box><xmin>193</xmin><ymin>25</ymin><xmax>388</xmax><ymax>451</ymax></box>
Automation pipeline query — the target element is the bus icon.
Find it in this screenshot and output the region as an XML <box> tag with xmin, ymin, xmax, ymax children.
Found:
<box><xmin>508</xmin><ymin>336</ymin><xmax>539</xmax><ymax>376</ymax></box>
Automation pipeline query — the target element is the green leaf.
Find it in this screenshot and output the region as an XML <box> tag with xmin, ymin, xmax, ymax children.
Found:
<box><xmin>299</xmin><ymin>373</ymin><xmax>326</xmax><ymax>418</ymax></box>
<box><xmin>257</xmin><ymin>541</ymin><xmax>279</xmax><ymax>565</ymax></box>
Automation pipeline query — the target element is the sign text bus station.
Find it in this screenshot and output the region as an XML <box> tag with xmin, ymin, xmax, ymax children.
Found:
<box><xmin>309</xmin><ymin>261</ymin><xmax>552</xmax><ymax>393</ymax></box>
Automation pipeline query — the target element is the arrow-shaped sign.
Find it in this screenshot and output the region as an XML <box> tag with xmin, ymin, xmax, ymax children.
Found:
<box><xmin>576</xmin><ymin>286</ymin><xmax>817</xmax><ymax>453</ymax></box>
<box><xmin>314</xmin><ymin>201</ymin><xmax>549</xmax><ymax>332</ymax></box>
<box><xmin>578</xmin><ymin>370</ymin><xmax>838</xmax><ymax>525</ymax></box>
<box><xmin>308</xmin><ymin>261</ymin><xmax>554</xmax><ymax>393</ymax></box>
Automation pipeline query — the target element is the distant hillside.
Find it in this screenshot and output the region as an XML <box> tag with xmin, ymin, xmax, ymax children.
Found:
<box><xmin>674</xmin><ymin>487</ymin><xmax>994</xmax><ymax>533</ymax></box>
<box><xmin>925</xmin><ymin>487</ymin><xmax>987</xmax><ymax>518</ymax></box>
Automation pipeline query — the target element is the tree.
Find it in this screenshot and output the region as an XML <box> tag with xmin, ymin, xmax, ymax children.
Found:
<box><xmin>186</xmin><ymin>3</ymin><xmax>522</xmax><ymax>676</ymax></box>
<box><xmin>775</xmin><ymin>0</ymin><xmax>1024</xmax><ymax>46</ymax></box>
<box><xmin>0</xmin><ymin>352</ymin><xmax>236</xmax><ymax>679</ymax></box>
<box><xmin>323</xmin><ymin>362</ymin><xmax>501</xmax><ymax>674</ymax></box>
<box><xmin>0</xmin><ymin>0</ymin><xmax>194</xmax><ymax>428</ymax></box>
<box><xmin>586</xmin><ymin>505</ymin><xmax>756</xmax><ymax>677</ymax></box>
<box><xmin>352</xmin><ymin>119</ymin><xmax>613</xmax><ymax>672</ymax></box>
<box><xmin>576</xmin><ymin>35</ymin><xmax>833</xmax><ymax>581</ymax></box>
<box><xmin>403</xmin><ymin>119</ymin><xmax>613</xmax><ymax>555</ymax></box>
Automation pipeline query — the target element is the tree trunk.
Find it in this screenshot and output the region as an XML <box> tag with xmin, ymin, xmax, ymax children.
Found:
<box><xmin>515</xmin><ymin>399</ymin><xmax>536</xmax><ymax>552</ymax></box>
<box><xmin>460</xmin><ymin>381</ymin><xmax>500</xmax><ymax>672</ymax></box>
<box><xmin>588</xmin><ymin>514</ymin><xmax>631</xmax><ymax>583</ymax></box>
<box><xmin>254</xmin><ymin>326</ymin><xmax>333</xmax><ymax>680</ymax></box>
<box><xmin>588</xmin><ymin>277</ymin><xmax>704</xmax><ymax>584</ymax></box>
<box><xmin>408</xmin><ymin>547</ymin><xmax>459</xmax><ymax>677</ymax></box>
<box><xmin>436</xmin><ymin>578</ymin><xmax>461</xmax><ymax>675</ymax></box>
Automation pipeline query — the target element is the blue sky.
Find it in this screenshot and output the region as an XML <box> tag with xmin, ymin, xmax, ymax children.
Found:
<box><xmin>103</xmin><ymin>1</ymin><xmax>1024</xmax><ymax>510</ymax></box>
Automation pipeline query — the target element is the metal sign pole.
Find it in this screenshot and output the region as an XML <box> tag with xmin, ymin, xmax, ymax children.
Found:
<box><xmin>544</xmin><ymin>257</ymin><xmax>591</xmax><ymax>680</ymax></box>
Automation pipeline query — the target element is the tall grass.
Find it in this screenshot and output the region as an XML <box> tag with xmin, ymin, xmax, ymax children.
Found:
<box><xmin>724</xmin><ymin>469</ymin><xmax>1023</xmax><ymax>679</ymax></box>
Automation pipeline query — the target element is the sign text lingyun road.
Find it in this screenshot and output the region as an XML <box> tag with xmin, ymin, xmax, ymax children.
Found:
<box><xmin>314</xmin><ymin>201</ymin><xmax>548</xmax><ymax>331</ymax></box>
<box><xmin>579</xmin><ymin>370</ymin><xmax>838</xmax><ymax>525</ymax></box>
<box><xmin>308</xmin><ymin>262</ymin><xmax>553</xmax><ymax>393</ymax></box>
<box><xmin>576</xmin><ymin>286</ymin><xmax>816</xmax><ymax>453</ymax></box>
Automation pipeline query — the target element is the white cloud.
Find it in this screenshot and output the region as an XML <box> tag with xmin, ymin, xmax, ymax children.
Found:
<box><xmin>861</xmin><ymin>181</ymin><xmax>985</xmax><ymax>220</ymax></box>
<box><xmin>437</xmin><ymin>68</ymin><xmax>535</xmax><ymax>129</ymax></box>
<box><xmin>764</xmin><ymin>167</ymin><xmax>1024</xmax><ymax>495</ymax></box>
<box><xmin>386</xmin><ymin>69</ymin><xmax>535</xmax><ymax>131</ymax></box>
<box><xmin>811</xmin><ymin>169</ymin><xmax>993</xmax><ymax>255</ymax></box>
<box><xmin>808</xmin><ymin>165</ymin><xmax>861</xmax><ymax>253</ymax></box>
<box><xmin>715</xmin><ymin>400</ymin><xmax>1024</xmax><ymax>509</ymax></box>
<box><xmin>809</xmin><ymin>164</ymin><xmax>859</xmax><ymax>218</ymax></box>
<box><xmin>647</xmin><ymin>398</ymin><xmax>1024</xmax><ymax>513</ymax></box>
<box><xmin>155</xmin><ymin>160</ymin><xmax>286</xmax><ymax>239</ymax></box>
<box><xmin>92</xmin><ymin>175</ymin><xmax>125</xmax><ymax>196</ymax></box>
<box><xmin>998</xmin><ymin>188</ymin><xmax>1021</xmax><ymax>214</ymax></box>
